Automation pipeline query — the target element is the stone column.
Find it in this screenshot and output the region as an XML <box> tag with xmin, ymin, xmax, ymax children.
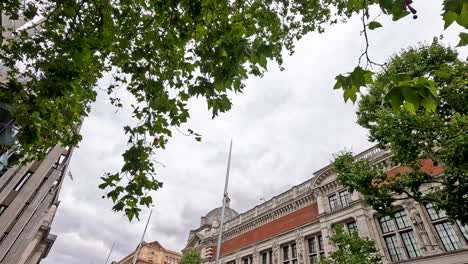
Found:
<box><xmin>272</xmin><ymin>238</ymin><xmax>280</xmax><ymax>264</ymax></box>
<box><xmin>320</xmin><ymin>222</ymin><xmax>332</xmax><ymax>255</ymax></box>
<box><xmin>355</xmin><ymin>214</ymin><xmax>371</xmax><ymax>237</ymax></box>
<box><xmin>236</xmin><ymin>253</ymin><xmax>241</xmax><ymax>264</ymax></box>
<box><xmin>297</xmin><ymin>229</ymin><xmax>306</xmax><ymax>264</ymax></box>
<box><xmin>252</xmin><ymin>246</ymin><xmax>259</xmax><ymax>264</ymax></box>
<box><xmin>415</xmin><ymin>204</ymin><xmax>444</xmax><ymax>254</ymax></box>
<box><xmin>367</xmin><ymin>216</ymin><xmax>388</xmax><ymax>264</ymax></box>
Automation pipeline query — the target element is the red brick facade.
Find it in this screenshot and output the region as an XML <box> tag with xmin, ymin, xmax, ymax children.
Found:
<box><xmin>220</xmin><ymin>203</ymin><xmax>319</xmax><ymax>256</ymax></box>
<box><xmin>386</xmin><ymin>159</ymin><xmax>443</xmax><ymax>178</ymax></box>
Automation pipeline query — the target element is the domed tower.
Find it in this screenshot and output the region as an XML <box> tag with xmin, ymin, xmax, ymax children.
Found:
<box><xmin>200</xmin><ymin>198</ymin><xmax>239</xmax><ymax>227</ymax></box>
<box><xmin>183</xmin><ymin>199</ymin><xmax>239</xmax><ymax>263</ymax></box>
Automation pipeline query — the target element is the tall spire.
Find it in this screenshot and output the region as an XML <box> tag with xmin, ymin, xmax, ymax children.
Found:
<box><xmin>215</xmin><ymin>140</ymin><xmax>233</xmax><ymax>264</ymax></box>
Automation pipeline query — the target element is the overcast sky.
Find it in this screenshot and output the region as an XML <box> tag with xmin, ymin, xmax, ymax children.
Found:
<box><xmin>43</xmin><ymin>1</ymin><xmax>466</xmax><ymax>263</ymax></box>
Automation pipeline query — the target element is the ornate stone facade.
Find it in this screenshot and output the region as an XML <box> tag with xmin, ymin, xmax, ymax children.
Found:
<box><xmin>113</xmin><ymin>241</ymin><xmax>182</xmax><ymax>264</ymax></box>
<box><xmin>184</xmin><ymin>146</ymin><xmax>468</xmax><ymax>264</ymax></box>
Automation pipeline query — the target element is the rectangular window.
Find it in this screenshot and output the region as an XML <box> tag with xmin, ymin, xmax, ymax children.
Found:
<box><xmin>242</xmin><ymin>256</ymin><xmax>252</xmax><ymax>264</ymax></box>
<box><xmin>308</xmin><ymin>237</ymin><xmax>316</xmax><ymax>254</ymax></box>
<box><xmin>318</xmin><ymin>235</ymin><xmax>324</xmax><ymax>251</ymax></box>
<box><xmin>379</xmin><ymin>215</ymin><xmax>395</xmax><ymax>234</ymax></box>
<box><xmin>434</xmin><ymin>222</ymin><xmax>460</xmax><ymax>251</ymax></box>
<box><xmin>283</xmin><ymin>245</ymin><xmax>289</xmax><ymax>261</ymax></box>
<box><xmin>426</xmin><ymin>203</ymin><xmax>447</xmax><ymax>220</ymax></box>
<box><xmin>347</xmin><ymin>221</ymin><xmax>358</xmax><ymax>234</ymax></box>
<box><xmin>262</xmin><ymin>253</ymin><xmax>268</xmax><ymax>264</ymax></box>
<box><xmin>395</xmin><ymin>210</ymin><xmax>411</xmax><ymax>229</ymax></box>
<box><xmin>457</xmin><ymin>221</ymin><xmax>468</xmax><ymax>241</ymax></box>
<box><xmin>0</xmin><ymin>205</ymin><xmax>7</xmax><ymax>216</ymax></box>
<box><xmin>384</xmin><ymin>235</ymin><xmax>404</xmax><ymax>262</ymax></box>
<box><xmin>329</xmin><ymin>195</ymin><xmax>338</xmax><ymax>211</ymax></box>
<box><xmin>308</xmin><ymin>234</ymin><xmax>324</xmax><ymax>264</ymax></box>
<box><xmin>339</xmin><ymin>191</ymin><xmax>350</xmax><ymax>207</ymax></box>
<box><xmin>309</xmin><ymin>255</ymin><xmax>318</xmax><ymax>264</ymax></box>
<box><xmin>283</xmin><ymin>243</ymin><xmax>296</xmax><ymax>264</ymax></box>
<box><xmin>401</xmin><ymin>231</ymin><xmax>421</xmax><ymax>258</ymax></box>
<box><xmin>14</xmin><ymin>171</ymin><xmax>33</xmax><ymax>191</ymax></box>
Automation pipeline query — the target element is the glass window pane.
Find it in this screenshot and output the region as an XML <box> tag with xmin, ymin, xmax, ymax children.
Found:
<box><xmin>262</xmin><ymin>253</ymin><xmax>267</xmax><ymax>264</ymax></box>
<box><xmin>340</xmin><ymin>191</ymin><xmax>350</xmax><ymax>207</ymax></box>
<box><xmin>395</xmin><ymin>210</ymin><xmax>412</xmax><ymax>229</ymax></box>
<box><xmin>435</xmin><ymin>222</ymin><xmax>460</xmax><ymax>251</ymax></box>
<box><xmin>426</xmin><ymin>203</ymin><xmax>447</xmax><ymax>220</ymax></box>
<box><xmin>318</xmin><ymin>235</ymin><xmax>324</xmax><ymax>251</ymax></box>
<box><xmin>384</xmin><ymin>235</ymin><xmax>404</xmax><ymax>262</ymax></box>
<box><xmin>308</xmin><ymin>238</ymin><xmax>316</xmax><ymax>254</ymax></box>
<box><xmin>309</xmin><ymin>255</ymin><xmax>318</xmax><ymax>264</ymax></box>
<box><xmin>283</xmin><ymin>246</ymin><xmax>289</xmax><ymax>260</ymax></box>
<box><xmin>401</xmin><ymin>231</ymin><xmax>421</xmax><ymax>258</ymax></box>
<box><xmin>291</xmin><ymin>243</ymin><xmax>297</xmax><ymax>259</ymax></box>
<box><xmin>329</xmin><ymin>195</ymin><xmax>338</xmax><ymax>211</ymax></box>
<box><xmin>347</xmin><ymin>222</ymin><xmax>358</xmax><ymax>234</ymax></box>
<box><xmin>456</xmin><ymin>221</ymin><xmax>468</xmax><ymax>241</ymax></box>
<box><xmin>380</xmin><ymin>216</ymin><xmax>395</xmax><ymax>233</ymax></box>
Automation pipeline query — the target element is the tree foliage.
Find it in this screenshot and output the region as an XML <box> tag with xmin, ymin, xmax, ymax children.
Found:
<box><xmin>333</xmin><ymin>41</ymin><xmax>468</xmax><ymax>224</ymax></box>
<box><xmin>0</xmin><ymin>0</ymin><xmax>466</xmax><ymax>220</ymax></box>
<box><xmin>319</xmin><ymin>224</ymin><xmax>381</xmax><ymax>264</ymax></box>
<box><xmin>179</xmin><ymin>249</ymin><xmax>201</xmax><ymax>264</ymax></box>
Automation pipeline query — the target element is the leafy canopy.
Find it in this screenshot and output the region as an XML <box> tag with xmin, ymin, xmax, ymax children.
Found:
<box><xmin>179</xmin><ymin>249</ymin><xmax>202</xmax><ymax>264</ymax></box>
<box><xmin>0</xmin><ymin>0</ymin><xmax>466</xmax><ymax>220</ymax></box>
<box><xmin>319</xmin><ymin>224</ymin><xmax>381</xmax><ymax>264</ymax></box>
<box><xmin>333</xmin><ymin>41</ymin><xmax>468</xmax><ymax>224</ymax></box>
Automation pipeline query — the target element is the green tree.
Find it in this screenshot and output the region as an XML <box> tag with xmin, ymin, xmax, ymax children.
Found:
<box><xmin>319</xmin><ymin>224</ymin><xmax>381</xmax><ymax>264</ymax></box>
<box><xmin>179</xmin><ymin>249</ymin><xmax>202</xmax><ymax>264</ymax></box>
<box><xmin>333</xmin><ymin>41</ymin><xmax>468</xmax><ymax>224</ymax></box>
<box><xmin>0</xmin><ymin>0</ymin><xmax>466</xmax><ymax>219</ymax></box>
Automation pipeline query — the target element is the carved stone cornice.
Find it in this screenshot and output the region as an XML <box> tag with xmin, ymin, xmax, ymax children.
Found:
<box><xmin>220</xmin><ymin>192</ymin><xmax>315</xmax><ymax>241</ymax></box>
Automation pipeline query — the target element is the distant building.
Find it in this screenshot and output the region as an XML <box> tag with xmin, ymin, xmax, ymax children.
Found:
<box><xmin>0</xmin><ymin>9</ymin><xmax>72</xmax><ymax>264</ymax></box>
<box><xmin>113</xmin><ymin>241</ymin><xmax>182</xmax><ymax>264</ymax></box>
<box><xmin>183</xmin><ymin>146</ymin><xmax>468</xmax><ymax>264</ymax></box>
<box><xmin>0</xmin><ymin>106</ymin><xmax>73</xmax><ymax>263</ymax></box>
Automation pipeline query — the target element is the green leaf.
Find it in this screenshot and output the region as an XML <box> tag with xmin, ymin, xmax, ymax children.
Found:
<box><xmin>444</xmin><ymin>11</ymin><xmax>459</xmax><ymax>29</ymax></box>
<box><xmin>368</xmin><ymin>21</ymin><xmax>383</xmax><ymax>30</ymax></box>
<box><xmin>443</xmin><ymin>0</ymin><xmax>468</xmax><ymax>29</ymax></box>
<box><xmin>457</xmin><ymin>32</ymin><xmax>468</xmax><ymax>46</ymax></box>
<box><xmin>335</xmin><ymin>67</ymin><xmax>373</xmax><ymax>104</ymax></box>
<box><xmin>402</xmin><ymin>101</ymin><xmax>415</xmax><ymax>113</ymax></box>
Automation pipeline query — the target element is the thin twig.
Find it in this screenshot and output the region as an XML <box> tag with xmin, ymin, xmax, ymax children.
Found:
<box><xmin>358</xmin><ymin>3</ymin><xmax>387</xmax><ymax>73</ymax></box>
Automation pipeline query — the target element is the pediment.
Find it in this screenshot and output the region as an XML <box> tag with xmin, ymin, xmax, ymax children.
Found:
<box><xmin>184</xmin><ymin>233</ymin><xmax>203</xmax><ymax>250</ymax></box>
<box><xmin>312</xmin><ymin>166</ymin><xmax>336</xmax><ymax>189</ymax></box>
